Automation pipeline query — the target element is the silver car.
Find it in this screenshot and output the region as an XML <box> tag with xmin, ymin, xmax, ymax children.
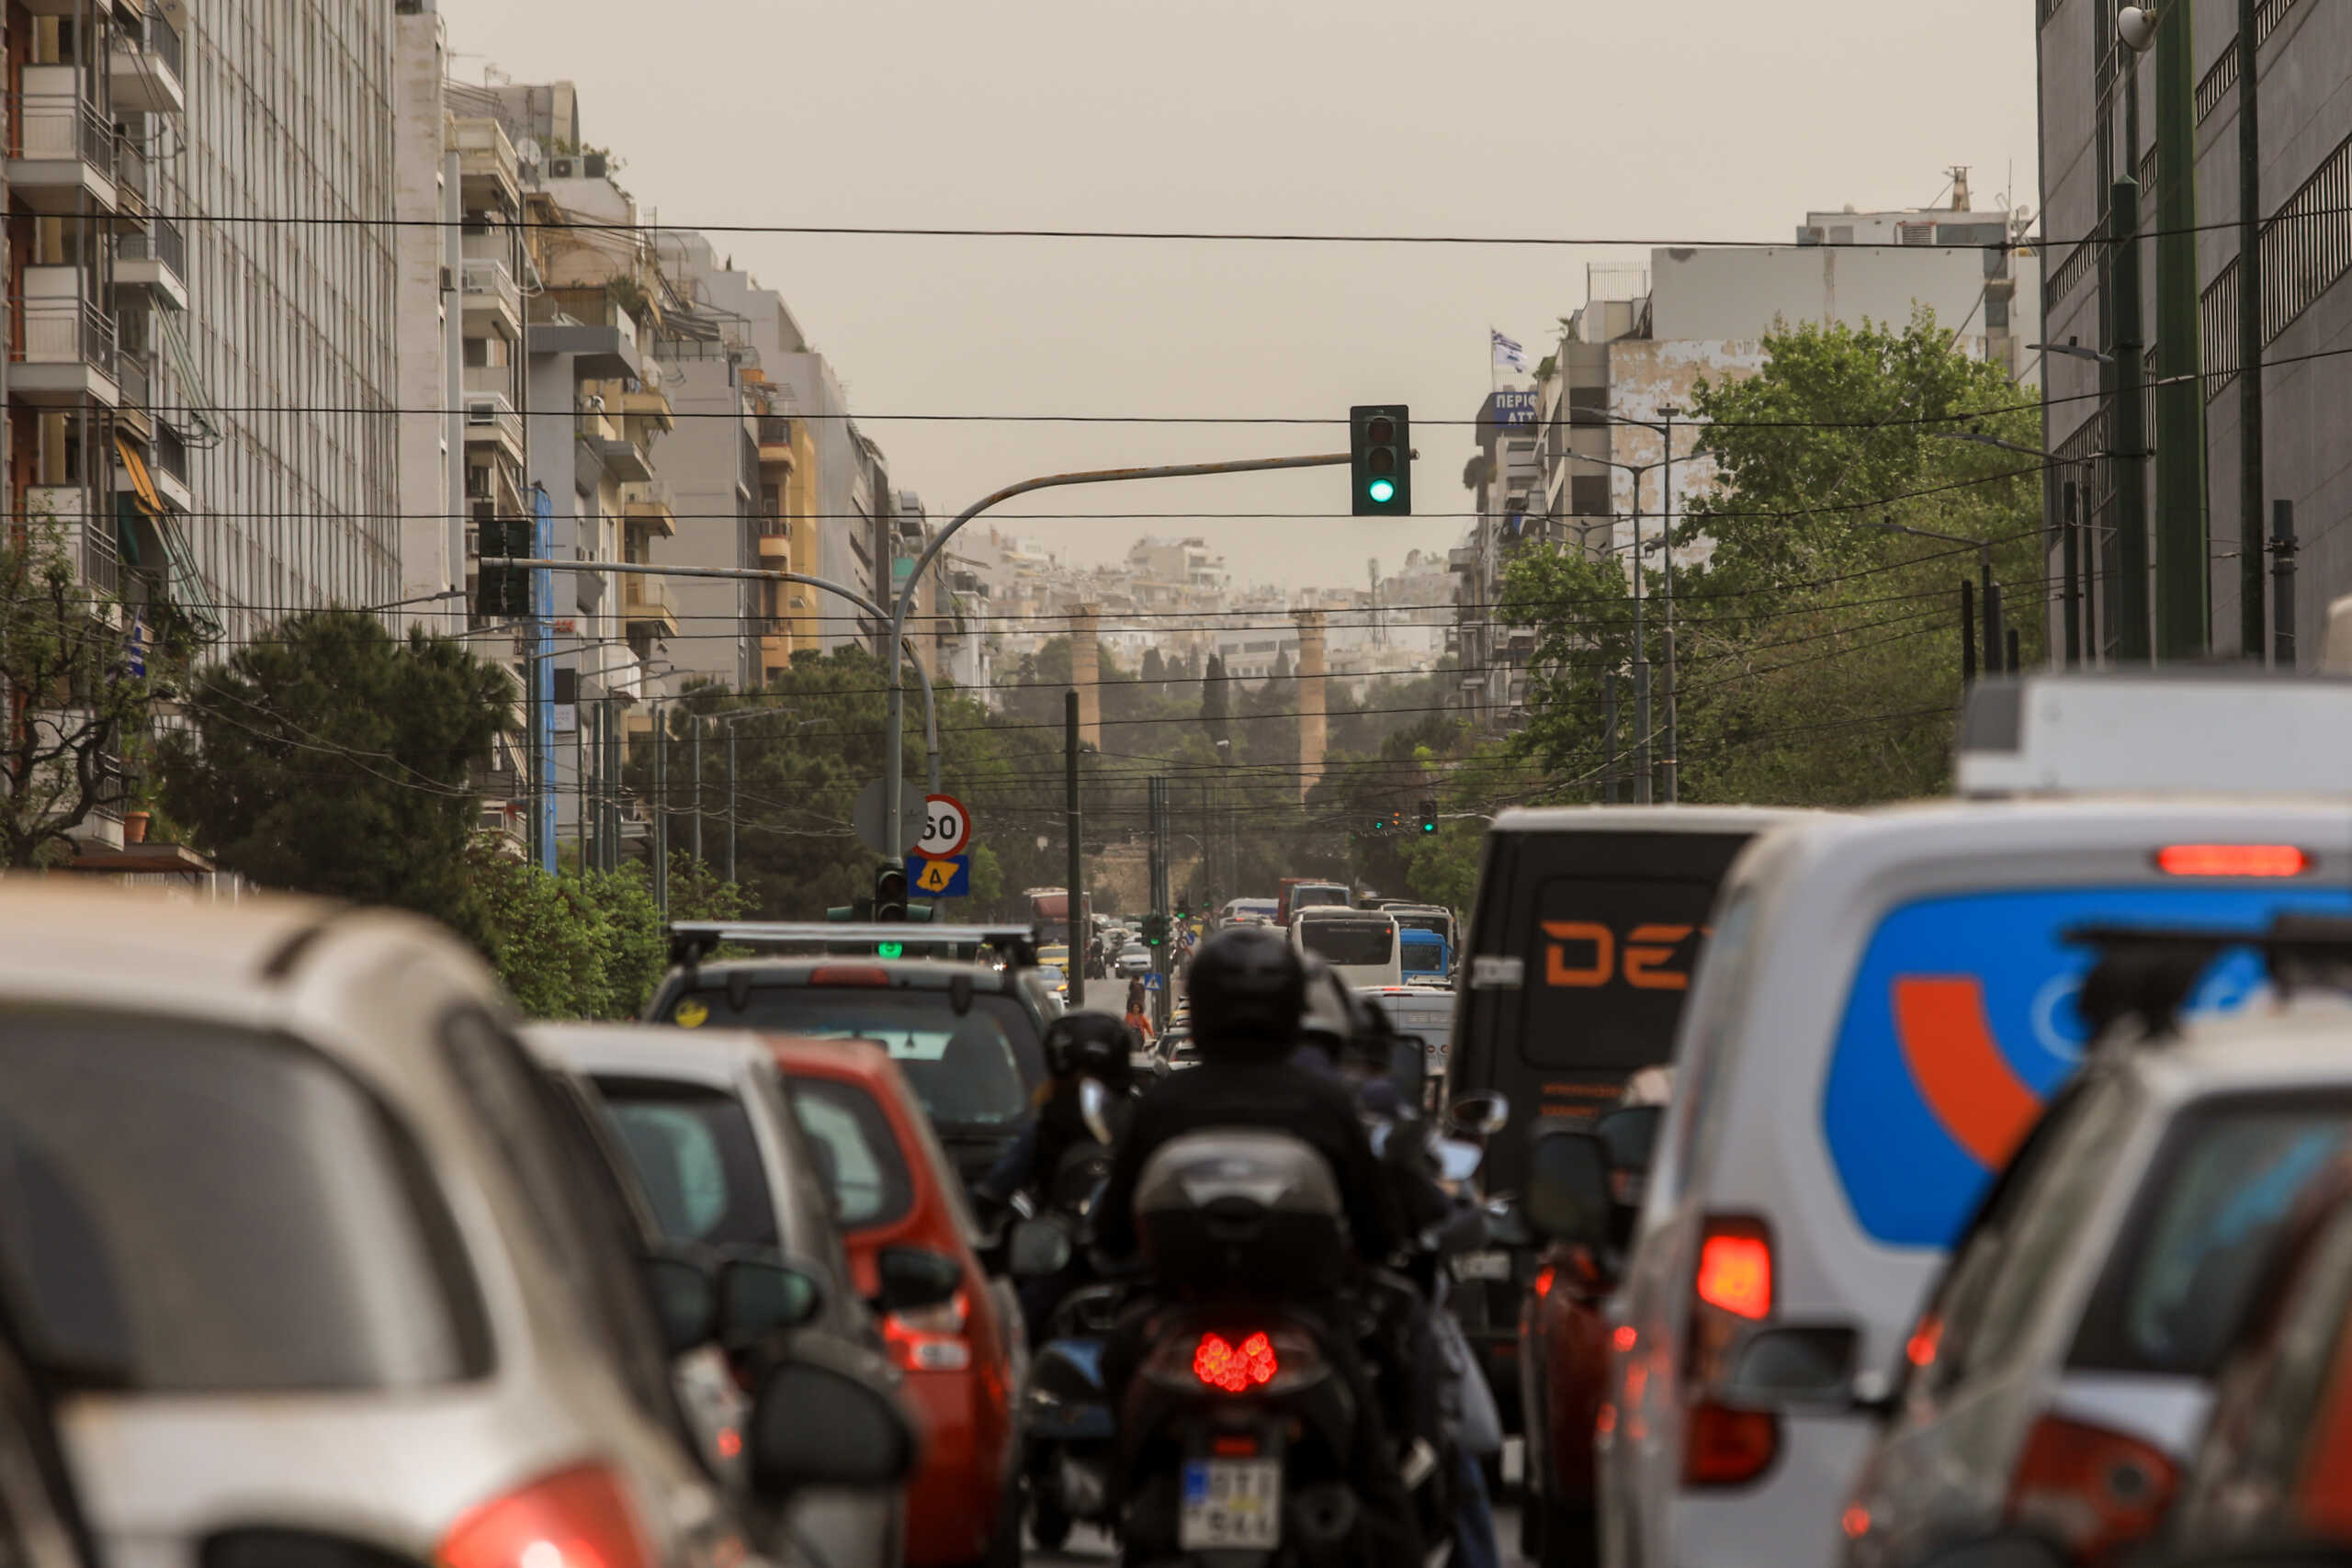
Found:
<box><xmin>0</xmin><ymin>886</ymin><xmax>906</xmax><ymax>1568</ymax></box>
<box><xmin>1839</xmin><ymin>989</ymin><xmax>2352</xmax><ymax>1568</ymax></box>
<box><xmin>526</xmin><ymin>1024</ymin><xmax>902</xmax><ymax>1568</ymax></box>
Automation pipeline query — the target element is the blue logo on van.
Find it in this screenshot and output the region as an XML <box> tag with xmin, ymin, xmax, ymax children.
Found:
<box><xmin>1820</xmin><ymin>885</ymin><xmax>2352</xmax><ymax>1249</ymax></box>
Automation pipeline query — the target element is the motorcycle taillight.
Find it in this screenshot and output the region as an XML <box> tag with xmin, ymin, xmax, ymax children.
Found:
<box><xmin>437</xmin><ymin>1464</ymin><xmax>651</xmax><ymax>1568</ymax></box>
<box><xmin>1193</xmin><ymin>1331</ymin><xmax>1278</xmax><ymax>1393</ymax></box>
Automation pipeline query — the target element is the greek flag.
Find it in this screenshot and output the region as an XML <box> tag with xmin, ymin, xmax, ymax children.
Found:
<box><xmin>1491</xmin><ymin>329</ymin><xmax>1529</xmax><ymax>373</ymax></box>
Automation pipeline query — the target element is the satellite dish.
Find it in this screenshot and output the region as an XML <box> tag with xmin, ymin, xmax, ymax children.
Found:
<box><xmin>515</xmin><ymin>136</ymin><xmax>545</xmax><ymax>169</ymax></box>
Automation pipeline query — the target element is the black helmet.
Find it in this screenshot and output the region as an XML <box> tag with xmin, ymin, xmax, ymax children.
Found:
<box><xmin>1042</xmin><ymin>1010</ymin><xmax>1138</xmax><ymax>1091</ymax></box>
<box><xmin>1187</xmin><ymin>926</ymin><xmax>1306</xmax><ymax>1063</ymax></box>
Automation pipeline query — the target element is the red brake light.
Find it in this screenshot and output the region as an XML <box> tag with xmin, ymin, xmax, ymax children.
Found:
<box><xmin>1696</xmin><ymin>1226</ymin><xmax>1773</xmax><ymax>1321</ymax></box>
<box><xmin>1533</xmin><ymin>1265</ymin><xmax>1556</xmax><ymax>1300</ymax></box>
<box><xmin>2156</xmin><ymin>843</ymin><xmax>2309</xmax><ymax>878</ymax></box>
<box><xmin>883</xmin><ymin>1289</ymin><xmax>972</xmax><ymax>1371</ymax></box>
<box><xmin>1193</xmin><ymin>1331</ymin><xmax>1279</xmax><ymax>1393</ymax></box>
<box><xmin>809</xmin><ymin>964</ymin><xmax>891</xmax><ymax>986</ymax></box>
<box><xmin>1611</xmin><ymin>1324</ymin><xmax>1638</xmax><ymax>1353</ymax></box>
<box><xmin>438</xmin><ymin>1464</ymin><xmax>651</xmax><ymax>1568</ymax></box>
<box><xmin>1906</xmin><ymin>1314</ymin><xmax>1944</xmax><ymax>1370</ymax></box>
<box><xmin>1682</xmin><ymin>1399</ymin><xmax>1779</xmax><ymax>1487</ymax></box>
<box><xmin>2006</xmin><ymin>1414</ymin><xmax>2177</xmax><ymax>1564</ymax></box>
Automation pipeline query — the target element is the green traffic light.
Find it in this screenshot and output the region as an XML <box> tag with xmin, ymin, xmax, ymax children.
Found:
<box><xmin>876</xmin><ymin>941</ymin><xmax>904</xmax><ymax>959</ymax></box>
<box><xmin>1367</xmin><ymin>478</ymin><xmax>1396</xmax><ymax>504</ymax></box>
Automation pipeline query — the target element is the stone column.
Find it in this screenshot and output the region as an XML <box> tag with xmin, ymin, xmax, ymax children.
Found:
<box><xmin>1071</xmin><ymin>604</ymin><xmax>1102</xmax><ymax>750</ymax></box>
<box><xmin>1295</xmin><ymin>609</ymin><xmax>1327</xmax><ymax>801</ymax></box>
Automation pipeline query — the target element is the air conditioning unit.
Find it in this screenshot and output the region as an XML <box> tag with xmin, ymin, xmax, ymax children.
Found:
<box><xmin>466</xmin><ymin>400</ymin><xmax>496</xmax><ymax>425</ymax></box>
<box><xmin>547</xmin><ymin>155</ymin><xmax>577</xmax><ymax>179</ymax></box>
<box><xmin>1898</xmin><ymin>220</ymin><xmax>1937</xmax><ymax>246</ymax></box>
<box><xmin>1797</xmin><ymin>226</ymin><xmax>1827</xmax><ymax>246</ymax></box>
<box><xmin>439</xmin><ymin>265</ymin><xmax>455</xmax><ymax>293</ymax></box>
<box><xmin>582</xmin><ymin>153</ymin><xmax>607</xmax><ymax>178</ymax></box>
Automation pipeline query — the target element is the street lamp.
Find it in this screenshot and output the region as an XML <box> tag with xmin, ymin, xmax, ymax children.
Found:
<box><xmin>1566</xmin><ymin>404</ymin><xmax>1686</xmax><ymax>800</ymax></box>
<box><xmin>1561</xmin><ymin>452</ymin><xmax>1670</xmax><ymax>805</ymax></box>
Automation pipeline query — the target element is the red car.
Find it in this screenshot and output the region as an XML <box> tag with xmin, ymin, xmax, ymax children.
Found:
<box><xmin>766</xmin><ymin>1036</ymin><xmax>1023</xmax><ymax>1568</ymax></box>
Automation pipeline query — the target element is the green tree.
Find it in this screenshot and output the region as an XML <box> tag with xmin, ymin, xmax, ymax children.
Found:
<box><xmin>0</xmin><ymin>522</ymin><xmax>189</xmax><ymax>867</ymax></box>
<box><xmin>162</xmin><ymin>608</ymin><xmax>514</xmax><ymax>931</ymax></box>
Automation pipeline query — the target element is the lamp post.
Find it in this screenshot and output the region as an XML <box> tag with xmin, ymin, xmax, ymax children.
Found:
<box><xmin>1854</xmin><ymin>519</ymin><xmax>2002</xmax><ymax>678</ymax></box>
<box><xmin>1935</xmin><ymin>430</ymin><xmax>2116</xmax><ymax>668</ymax></box>
<box><xmin>1565</xmin><ymin>404</ymin><xmax>1686</xmax><ymax>799</ymax></box>
<box><xmin>1571</xmin><ymin>452</ymin><xmax>1671</xmax><ymax>804</ymax></box>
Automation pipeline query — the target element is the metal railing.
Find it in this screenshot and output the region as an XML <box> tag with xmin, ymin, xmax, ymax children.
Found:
<box><xmin>8</xmin><ymin>93</ymin><xmax>112</xmax><ymax>169</ymax></box>
<box><xmin>119</xmin><ymin>216</ymin><xmax>185</xmax><ymax>276</ymax></box>
<box><xmin>460</xmin><ymin>258</ymin><xmax>521</xmax><ymax>320</ymax></box>
<box><xmin>153</xmin><ymin>421</ymin><xmax>188</xmax><ymax>483</ymax></box>
<box><xmin>116</xmin><ymin>349</ymin><xmax>151</xmax><ymax>411</ymax></box>
<box><xmin>622</xmin><ymin>577</ymin><xmax>679</xmax><ymax>620</ymax></box>
<box><xmin>757</xmin><ymin>414</ymin><xmax>794</xmax><ymax>446</ymax></box>
<box><xmin>16</xmin><ymin>299</ymin><xmax>119</xmax><ymax>377</ymax></box>
<box><xmin>147</xmin><ymin>5</ymin><xmax>184</xmax><ymax>79</ymax></box>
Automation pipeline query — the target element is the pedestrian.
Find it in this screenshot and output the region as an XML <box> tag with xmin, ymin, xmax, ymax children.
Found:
<box><xmin>1125</xmin><ymin>976</ymin><xmax>1154</xmax><ymax>1043</ymax></box>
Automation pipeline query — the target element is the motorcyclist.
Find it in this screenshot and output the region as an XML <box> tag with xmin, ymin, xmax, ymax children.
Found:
<box><xmin>1091</xmin><ymin>925</ymin><xmax>1402</xmax><ymax>1267</ymax></box>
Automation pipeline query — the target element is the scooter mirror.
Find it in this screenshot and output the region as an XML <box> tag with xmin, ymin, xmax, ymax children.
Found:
<box><xmin>1080</xmin><ymin>1076</ymin><xmax>1116</xmax><ymax>1146</ymax></box>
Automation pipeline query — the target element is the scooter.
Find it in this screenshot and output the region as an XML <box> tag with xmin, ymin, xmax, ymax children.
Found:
<box><xmin>1018</xmin><ymin>1111</ymin><xmax>1128</xmax><ymax>1550</ymax></box>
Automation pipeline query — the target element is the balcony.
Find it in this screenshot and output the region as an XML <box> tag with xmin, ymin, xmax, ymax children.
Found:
<box><xmin>12</xmin><ymin>288</ymin><xmax>120</xmax><ymax>407</ymax></box>
<box><xmin>109</xmin><ymin>6</ymin><xmax>184</xmax><ymax>116</ymax></box>
<box><xmin>757</xmin><ymin>531</ymin><xmax>791</xmax><ymax>561</ymax></box>
<box><xmin>151</xmin><ymin>421</ymin><xmax>193</xmax><ymax>512</ymax></box>
<box><xmin>460</xmin><ymin>372</ymin><xmax>525</xmax><ymax>460</ymax></box>
<box><xmin>113</xmin><ymin>351</ymin><xmax>153</xmax><ymax>436</ymax></box>
<box><xmin>460</xmin><ymin>258</ymin><xmax>522</xmax><ymax>333</ymax></box>
<box><xmin>621</xmin><ymin>480</ymin><xmax>675</xmax><ymax>538</ymax></box>
<box><xmin>6</xmin><ymin>81</ymin><xmax>119</xmax><ymax>213</ymax></box>
<box><xmin>23</xmin><ymin>485</ymin><xmax>119</xmax><ymax>597</ymax></box>
<box><xmin>757</xmin><ymin>413</ymin><xmax>795</xmax><ymax>467</ymax></box>
<box><xmin>621</xmin><ymin>575</ymin><xmax>680</xmax><ymax>637</ymax></box>
<box><xmin>616</xmin><ymin>386</ymin><xmax>673</xmax><ymax>436</ymax></box>
<box><xmin>116</xmin><ymin>219</ymin><xmax>187</xmax><ymax>310</ymax></box>
<box><xmin>453</xmin><ymin>118</ymin><xmax>521</xmax><ymax>207</ymax></box>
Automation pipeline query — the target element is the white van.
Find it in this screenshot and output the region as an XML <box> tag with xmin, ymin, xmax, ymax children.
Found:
<box><xmin>1599</xmin><ymin>799</ymin><xmax>2352</xmax><ymax>1568</ymax></box>
<box><xmin>1290</xmin><ymin>906</ymin><xmax>1403</xmax><ymax>988</ymax></box>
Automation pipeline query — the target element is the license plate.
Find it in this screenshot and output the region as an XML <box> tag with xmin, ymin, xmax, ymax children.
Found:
<box><xmin>1454</xmin><ymin>1249</ymin><xmax>1512</xmax><ymax>1281</ymax></box>
<box><xmin>1180</xmin><ymin>1458</ymin><xmax>1282</xmax><ymax>1551</ymax></box>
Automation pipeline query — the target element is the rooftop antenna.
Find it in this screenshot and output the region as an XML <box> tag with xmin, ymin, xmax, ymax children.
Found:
<box><xmin>1950</xmin><ymin>164</ymin><xmax>1973</xmax><ymax>212</ymax></box>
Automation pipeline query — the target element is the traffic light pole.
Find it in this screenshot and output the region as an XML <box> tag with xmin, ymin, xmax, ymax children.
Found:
<box><xmin>1065</xmin><ymin>690</ymin><xmax>1085</xmax><ymax>1012</ymax></box>
<box><xmin>883</xmin><ymin>451</ymin><xmax>1362</xmax><ymax>897</ymax></box>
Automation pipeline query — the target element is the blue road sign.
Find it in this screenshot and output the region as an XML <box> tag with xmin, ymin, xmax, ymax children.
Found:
<box><xmin>910</xmin><ymin>853</ymin><xmax>971</xmax><ymax>898</ymax></box>
<box><xmin>1143</xmin><ymin>971</ymin><xmax>1165</xmax><ymax>991</ymax></box>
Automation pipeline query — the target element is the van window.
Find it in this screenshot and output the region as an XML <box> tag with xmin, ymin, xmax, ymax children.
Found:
<box><xmin>594</xmin><ymin>1078</ymin><xmax>782</xmax><ymax>1250</ymax></box>
<box><xmin>1521</xmin><ymin>874</ymin><xmax>1719</xmax><ymax>1072</ymax></box>
<box><xmin>1820</xmin><ymin>885</ymin><xmax>2352</xmax><ymax>1249</ymax></box>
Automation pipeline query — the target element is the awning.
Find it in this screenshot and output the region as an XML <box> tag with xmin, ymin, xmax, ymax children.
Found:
<box><xmin>115</xmin><ymin>434</ymin><xmax>164</xmax><ymax>518</ymax></box>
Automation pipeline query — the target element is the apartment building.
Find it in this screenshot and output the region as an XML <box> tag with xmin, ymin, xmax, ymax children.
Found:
<box><xmin>2037</xmin><ymin>0</ymin><xmax>2352</xmax><ymax>662</ymax></box>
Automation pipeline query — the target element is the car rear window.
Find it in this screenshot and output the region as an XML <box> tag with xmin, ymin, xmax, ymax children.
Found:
<box><xmin>1520</xmin><ymin>874</ymin><xmax>1721</xmax><ymax>1072</ymax></box>
<box><xmin>2071</xmin><ymin>1098</ymin><xmax>2352</xmax><ymax>1377</ymax></box>
<box><xmin>0</xmin><ymin>1009</ymin><xmax>491</xmax><ymax>1392</ymax></box>
<box><xmin>593</xmin><ymin>1077</ymin><xmax>781</xmax><ymax>1250</ymax></box>
<box><xmin>666</xmin><ymin>987</ymin><xmax>1034</xmax><ymax>1128</ymax></box>
<box><xmin>784</xmin><ymin>1078</ymin><xmax>916</xmax><ymax>1230</ymax></box>
<box><xmin>1299</xmin><ymin>918</ymin><xmax>1396</xmax><ymax>966</ymax></box>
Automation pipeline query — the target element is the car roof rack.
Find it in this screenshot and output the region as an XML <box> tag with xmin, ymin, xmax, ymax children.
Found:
<box><xmin>2064</xmin><ymin>915</ymin><xmax>2352</xmax><ymax>1040</ymax></box>
<box><xmin>666</xmin><ymin>920</ymin><xmax>1042</xmax><ymax>973</ymax></box>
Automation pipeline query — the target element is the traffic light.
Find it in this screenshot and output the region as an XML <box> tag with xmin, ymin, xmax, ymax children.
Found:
<box><xmin>474</xmin><ymin>514</ymin><xmax>532</xmax><ymax>618</ymax></box>
<box><xmin>1350</xmin><ymin>405</ymin><xmax>1412</xmax><ymax>517</ymax></box>
<box><xmin>1419</xmin><ymin>798</ymin><xmax>1439</xmax><ymax>834</ymax></box>
<box><xmin>873</xmin><ymin>862</ymin><xmax>909</xmax><ymax>923</ymax></box>
<box><xmin>1141</xmin><ymin>912</ymin><xmax>1170</xmax><ymax>948</ymax></box>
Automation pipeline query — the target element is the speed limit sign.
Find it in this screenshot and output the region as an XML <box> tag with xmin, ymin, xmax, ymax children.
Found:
<box><xmin>920</xmin><ymin>793</ymin><xmax>972</xmax><ymax>859</ymax></box>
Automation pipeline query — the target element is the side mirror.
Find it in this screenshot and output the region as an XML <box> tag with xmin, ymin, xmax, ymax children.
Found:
<box><xmin>874</xmin><ymin>1246</ymin><xmax>964</xmax><ymax>1314</ymax></box>
<box><xmin>749</xmin><ymin>1337</ymin><xmax>920</xmax><ymax>1496</ymax></box>
<box><xmin>717</xmin><ymin>1257</ymin><xmax>824</xmax><ymax>1344</ymax></box>
<box><xmin>1447</xmin><ymin>1091</ymin><xmax>1511</xmax><ymax>1139</ymax></box>
<box><xmin>1523</xmin><ymin>1127</ymin><xmax>1613</xmax><ymax>1248</ymax></box>
<box><xmin>643</xmin><ymin>1255</ymin><xmax>718</xmax><ymax>1357</ymax></box>
<box><xmin>1007</xmin><ymin>1216</ymin><xmax>1075</xmax><ymax>1279</ymax></box>
<box><xmin>1596</xmin><ymin>1103</ymin><xmax>1666</xmax><ymax>1208</ymax></box>
<box><xmin>1717</xmin><ymin>1323</ymin><xmax>1866</xmax><ymax>1412</ymax></box>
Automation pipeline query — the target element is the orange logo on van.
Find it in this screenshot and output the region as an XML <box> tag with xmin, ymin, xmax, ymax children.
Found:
<box><xmin>1541</xmin><ymin>921</ymin><xmax>1706</xmax><ymax>990</ymax></box>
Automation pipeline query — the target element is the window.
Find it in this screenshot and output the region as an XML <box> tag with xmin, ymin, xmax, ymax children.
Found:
<box><xmin>1297</xmin><ymin>917</ymin><xmax>1396</xmax><ymax>967</ymax></box>
<box><xmin>0</xmin><ymin>1008</ymin><xmax>490</xmax><ymax>1392</ymax></box>
<box><xmin>594</xmin><ymin>1078</ymin><xmax>781</xmax><ymax>1250</ymax></box>
<box><xmin>2071</xmin><ymin>1097</ymin><xmax>2352</xmax><ymax>1376</ymax></box>
<box><xmin>786</xmin><ymin>1078</ymin><xmax>915</xmax><ymax>1231</ymax></box>
<box><xmin>1570</xmin><ymin>474</ymin><xmax>1612</xmax><ymax>517</ymax></box>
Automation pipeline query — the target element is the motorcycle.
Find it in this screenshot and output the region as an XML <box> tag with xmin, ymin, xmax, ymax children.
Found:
<box><xmin>1019</xmin><ymin>1137</ymin><xmax>1125</xmax><ymax>1550</ymax></box>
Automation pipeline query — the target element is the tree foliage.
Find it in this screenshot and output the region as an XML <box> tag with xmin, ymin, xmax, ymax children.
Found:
<box><xmin>0</xmin><ymin>523</ymin><xmax>189</xmax><ymax>867</ymax></box>
<box><xmin>469</xmin><ymin>844</ymin><xmax>752</xmax><ymax>1019</ymax></box>
<box><xmin>161</xmin><ymin>608</ymin><xmax>514</xmax><ymax>932</ymax></box>
<box><xmin>1506</xmin><ymin>310</ymin><xmax>2043</xmax><ymax>807</ymax></box>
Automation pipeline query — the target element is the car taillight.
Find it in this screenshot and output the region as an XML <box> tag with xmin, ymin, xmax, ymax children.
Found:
<box><xmin>1193</xmin><ymin>1331</ymin><xmax>1279</xmax><ymax>1393</ymax></box>
<box><xmin>2006</xmin><ymin>1414</ymin><xmax>2177</xmax><ymax>1564</ymax></box>
<box><xmin>438</xmin><ymin>1464</ymin><xmax>650</xmax><ymax>1568</ymax></box>
<box><xmin>1682</xmin><ymin>1400</ymin><xmax>1778</xmax><ymax>1487</ymax></box>
<box><xmin>1695</xmin><ymin>1222</ymin><xmax>1773</xmax><ymax>1320</ymax></box>
<box><xmin>883</xmin><ymin>1289</ymin><xmax>972</xmax><ymax>1371</ymax></box>
<box><xmin>1533</xmin><ymin>1265</ymin><xmax>1556</xmax><ymax>1301</ymax></box>
<box><xmin>808</xmin><ymin>964</ymin><xmax>892</xmax><ymax>986</ymax></box>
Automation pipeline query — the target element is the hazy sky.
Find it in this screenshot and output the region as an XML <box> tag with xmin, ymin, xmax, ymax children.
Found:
<box><xmin>446</xmin><ymin>0</ymin><xmax>2040</xmax><ymax>592</ymax></box>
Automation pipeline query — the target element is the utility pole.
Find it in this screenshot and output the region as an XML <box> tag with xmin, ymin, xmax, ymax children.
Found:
<box><xmin>726</xmin><ymin>721</ymin><xmax>738</xmax><ymax>885</ymax></box>
<box><xmin>1659</xmin><ymin>404</ymin><xmax>1680</xmax><ymax>803</ymax></box>
<box><xmin>2112</xmin><ymin>173</ymin><xmax>2154</xmax><ymax>663</ymax></box>
<box><xmin>654</xmin><ymin>714</ymin><xmax>667</xmax><ymax>912</ymax></box>
<box><xmin>2063</xmin><ymin>481</ymin><xmax>2084</xmax><ymax>666</ymax></box>
<box><xmin>1629</xmin><ymin>501</ymin><xmax>1651</xmax><ymax>805</ymax></box>
<box><xmin>1961</xmin><ymin>580</ymin><xmax>1979</xmax><ymax>685</ymax></box>
<box><xmin>2272</xmin><ymin>499</ymin><xmax>2299</xmax><ymax>667</ymax></box>
<box><xmin>2236</xmin><ymin>0</ymin><xmax>2268</xmax><ymax>659</ymax></box>
<box><xmin>691</xmin><ymin>716</ymin><xmax>703</xmax><ymax>866</ymax></box>
<box><xmin>1064</xmin><ymin>690</ymin><xmax>1085</xmax><ymax>1011</ymax></box>
<box><xmin>2153</xmin><ymin>0</ymin><xmax>2209</xmax><ymax>660</ymax></box>
<box><xmin>1602</xmin><ymin>669</ymin><xmax>1620</xmax><ymax>805</ymax></box>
